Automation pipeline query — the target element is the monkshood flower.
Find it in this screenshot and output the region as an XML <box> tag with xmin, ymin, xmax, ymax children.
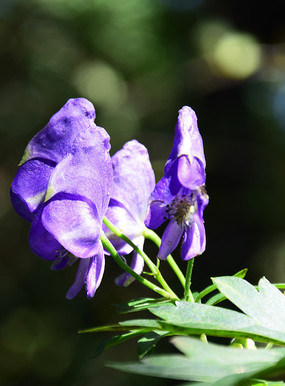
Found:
<box><xmin>10</xmin><ymin>99</ymin><xmax>113</xmax><ymax>299</ymax></box>
<box><xmin>103</xmin><ymin>140</ymin><xmax>155</xmax><ymax>286</ymax></box>
<box><xmin>146</xmin><ymin>106</ymin><xmax>209</xmax><ymax>260</ymax></box>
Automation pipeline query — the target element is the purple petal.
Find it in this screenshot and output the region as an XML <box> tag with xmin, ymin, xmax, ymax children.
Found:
<box><xmin>158</xmin><ymin>220</ymin><xmax>184</xmax><ymax>260</ymax></box>
<box><xmin>115</xmin><ymin>237</ymin><xmax>144</xmax><ymax>287</ymax></box>
<box><xmin>19</xmin><ymin>98</ymin><xmax>103</xmax><ymax>165</ymax></box>
<box><xmin>146</xmin><ymin>176</ymin><xmax>174</xmax><ymax>229</ymax></box>
<box><xmin>86</xmin><ymin>243</ymin><xmax>105</xmax><ymax>298</ymax></box>
<box><xmin>29</xmin><ymin>208</ymin><xmax>62</xmax><ymax>260</ymax></box>
<box><xmin>181</xmin><ymin>215</ymin><xmax>206</xmax><ymax>260</ymax></box>
<box><xmin>110</xmin><ymin>140</ymin><xmax>155</xmax><ymax>222</ymax></box>
<box><xmin>66</xmin><ymin>258</ymin><xmax>90</xmax><ymax>300</ymax></box>
<box><xmin>42</xmin><ymin>198</ymin><xmax>102</xmax><ymax>258</ymax></box>
<box><xmin>10</xmin><ymin>159</ymin><xmax>55</xmax><ymax>221</ymax></box>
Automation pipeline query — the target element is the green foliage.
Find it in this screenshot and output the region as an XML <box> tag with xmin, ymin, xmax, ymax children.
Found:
<box><xmin>81</xmin><ymin>276</ymin><xmax>285</xmax><ymax>385</ymax></box>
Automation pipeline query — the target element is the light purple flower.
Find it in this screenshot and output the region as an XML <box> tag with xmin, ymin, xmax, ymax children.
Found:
<box><xmin>103</xmin><ymin>140</ymin><xmax>155</xmax><ymax>286</ymax></box>
<box><xmin>10</xmin><ymin>99</ymin><xmax>113</xmax><ymax>298</ymax></box>
<box><xmin>146</xmin><ymin>106</ymin><xmax>209</xmax><ymax>260</ymax></box>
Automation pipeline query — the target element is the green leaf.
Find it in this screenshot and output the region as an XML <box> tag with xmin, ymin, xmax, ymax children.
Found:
<box><xmin>112</xmin><ymin>297</ymin><xmax>172</xmax><ymax>314</ymax></box>
<box><xmin>137</xmin><ymin>331</ymin><xmax>169</xmax><ymax>359</ymax></box>
<box><xmin>148</xmin><ymin>301</ymin><xmax>285</xmax><ymax>344</ymax></box>
<box><xmin>93</xmin><ymin>330</ymin><xmax>147</xmax><ymax>357</ymax></box>
<box><xmin>107</xmin><ymin>337</ymin><xmax>285</xmax><ymax>384</ymax></box>
<box><xmin>195</xmin><ymin>269</ymin><xmax>248</xmax><ymax>304</ymax></box>
<box><xmin>119</xmin><ymin>319</ymin><xmax>164</xmax><ymax>329</ymax></box>
<box><xmin>212</xmin><ymin>277</ymin><xmax>285</xmax><ymax>332</ymax></box>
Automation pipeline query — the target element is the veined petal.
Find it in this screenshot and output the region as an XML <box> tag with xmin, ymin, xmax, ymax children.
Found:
<box><xmin>10</xmin><ymin>159</ymin><xmax>55</xmax><ymax>221</ymax></box>
<box><xmin>86</xmin><ymin>243</ymin><xmax>105</xmax><ymax>298</ymax></box>
<box><xmin>66</xmin><ymin>258</ymin><xmax>90</xmax><ymax>300</ymax></box>
<box><xmin>115</xmin><ymin>237</ymin><xmax>145</xmax><ymax>287</ymax></box>
<box><xmin>42</xmin><ymin>198</ymin><xmax>102</xmax><ymax>258</ymax></box>
<box><xmin>29</xmin><ymin>208</ymin><xmax>62</xmax><ymax>261</ymax></box>
<box><xmin>158</xmin><ymin>220</ymin><xmax>184</xmax><ymax>260</ymax></box>
<box><xmin>20</xmin><ymin>98</ymin><xmax>99</xmax><ymax>165</ymax></box>
<box><xmin>181</xmin><ymin>216</ymin><xmax>206</xmax><ymax>260</ymax></box>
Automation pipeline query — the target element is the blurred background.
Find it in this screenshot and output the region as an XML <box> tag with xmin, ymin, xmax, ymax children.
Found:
<box><xmin>1</xmin><ymin>0</ymin><xmax>285</xmax><ymax>385</ymax></box>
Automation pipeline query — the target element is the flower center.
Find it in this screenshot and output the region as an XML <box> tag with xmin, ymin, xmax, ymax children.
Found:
<box><xmin>165</xmin><ymin>192</ymin><xmax>197</xmax><ymax>227</ymax></box>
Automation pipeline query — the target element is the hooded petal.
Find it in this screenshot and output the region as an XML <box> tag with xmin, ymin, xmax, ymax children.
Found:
<box><xmin>110</xmin><ymin>140</ymin><xmax>155</xmax><ymax>223</ymax></box>
<box><xmin>181</xmin><ymin>215</ymin><xmax>206</xmax><ymax>260</ymax></box>
<box><xmin>115</xmin><ymin>236</ymin><xmax>145</xmax><ymax>287</ymax></box>
<box><xmin>86</xmin><ymin>243</ymin><xmax>105</xmax><ymax>298</ymax></box>
<box><xmin>10</xmin><ymin>158</ymin><xmax>55</xmax><ymax>221</ymax></box>
<box><xmin>158</xmin><ymin>220</ymin><xmax>184</xmax><ymax>260</ymax></box>
<box><xmin>19</xmin><ymin>98</ymin><xmax>101</xmax><ymax>165</ymax></box>
<box><xmin>165</xmin><ymin>106</ymin><xmax>206</xmax><ymax>174</ymax></box>
<box><xmin>42</xmin><ymin>198</ymin><xmax>102</xmax><ymax>258</ymax></box>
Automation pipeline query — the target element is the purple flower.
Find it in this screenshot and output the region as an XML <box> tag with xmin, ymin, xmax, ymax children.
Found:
<box><xmin>146</xmin><ymin>106</ymin><xmax>209</xmax><ymax>260</ymax></box>
<box><xmin>103</xmin><ymin>140</ymin><xmax>155</xmax><ymax>286</ymax></box>
<box><xmin>10</xmin><ymin>99</ymin><xmax>113</xmax><ymax>298</ymax></box>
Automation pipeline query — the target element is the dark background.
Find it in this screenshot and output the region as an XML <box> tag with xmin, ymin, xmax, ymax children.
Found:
<box><xmin>1</xmin><ymin>0</ymin><xmax>285</xmax><ymax>385</ymax></box>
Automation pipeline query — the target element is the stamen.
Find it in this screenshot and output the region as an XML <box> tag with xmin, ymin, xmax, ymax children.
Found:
<box><xmin>166</xmin><ymin>192</ymin><xmax>197</xmax><ymax>227</ymax></box>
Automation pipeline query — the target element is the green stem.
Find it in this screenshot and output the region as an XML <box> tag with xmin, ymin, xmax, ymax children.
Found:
<box><xmin>143</xmin><ymin>228</ymin><xmax>186</xmax><ymax>288</ymax></box>
<box><xmin>101</xmin><ymin>233</ymin><xmax>174</xmax><ymax>299</ymax></box>
<box><xmin>195</xmin><ymin>283</ymin><xmax>216</xmax><ymax>303</ymax></box>
<box><xmin>103</xmin><ymin>217</ymin><xmax>179</xmax><ymax>300</ymax></box>
<box><xmin>184</xmin><ymin>258</ymin><xmax>195</xmax><ymax>302</ymax></box>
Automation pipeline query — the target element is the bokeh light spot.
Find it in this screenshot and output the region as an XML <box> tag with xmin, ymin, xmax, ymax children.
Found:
<box><xmin>72</xmin><ymin>61</ymin><xmax>127</xmax><ymax>110</ymax></box>
<box><xmin>212</xmin><ymin>32</ymin><xmax>262</xmax><ymax>79</ymax></box>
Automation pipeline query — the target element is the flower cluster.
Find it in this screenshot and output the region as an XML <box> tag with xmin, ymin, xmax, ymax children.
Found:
<box><xmin>10</xmin><ymin>99</ymin><xmax>208</xmax><ymax>299</ymax></box>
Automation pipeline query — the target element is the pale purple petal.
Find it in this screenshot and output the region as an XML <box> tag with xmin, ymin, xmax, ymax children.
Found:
<box><xmin>110</xmin><ymin>140</ymin><xmax>155</xmax><ymax>222</ymax></box>
<box><xmin>86</xmin><ymin>243</ymin><xmax>105</xmax><ymax>298</ymax></box>
<box><xmin>29</xmin><ymin>208</ymin><xmax>62</xmax><ymax>260</ymax></box>
<box><xmin>181</xmin><ymin>215</ymin><xmax>206</xmax><ymax>260</ymax></box>
<box><xmin>42</xmin><ymin>198</ymin><xmax>102</xmax><ymax>258</ymax></box>
<box><xmin>158</xmin><ymin>220</ymin><xmax>184</xmax><ymax>260</ymax></box>
<box><xmin>115</xmin><ymin>237</ymin><xmax>144</xmax><ymax>287</ymax></box>
<box><xmin>10</xmin><ymin>159</ymin><xmax>55</xmax><ymax>221</ymax></box>
<box><xmin>66</xmin><ymin>258</ymin><xmax>90</xmax><ymax>300</ymax></box>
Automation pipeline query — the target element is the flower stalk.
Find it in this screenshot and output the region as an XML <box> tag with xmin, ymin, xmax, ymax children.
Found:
<box><xmin>103</xmin><ymin>216</ymin><xmax>178</xmax><ymax>300</ymax></box>
<box><xmin>184</xmin><ymin>258</ymin><xmax>195</xmax><ymax>302</ymax></box>
<box><xmin>100</xmin><ymin>232</ymin><xmax>177</xmax><ymax>300</ymax></box>
<box><xmin>143</xmin><ymin>227</ymin><xmax>186</xmax><ymax>288</ymax></box>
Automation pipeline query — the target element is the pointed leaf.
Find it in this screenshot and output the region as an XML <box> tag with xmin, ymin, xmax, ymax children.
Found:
<box><xmin>138</xmin><ymin>331</ymin><xmax>169</xmax><ymax>359</ymax></box>
<box><xmin>212</xmin><ymin>277</ymin><xmax>285</xmax><ymax>332</ymax></box>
